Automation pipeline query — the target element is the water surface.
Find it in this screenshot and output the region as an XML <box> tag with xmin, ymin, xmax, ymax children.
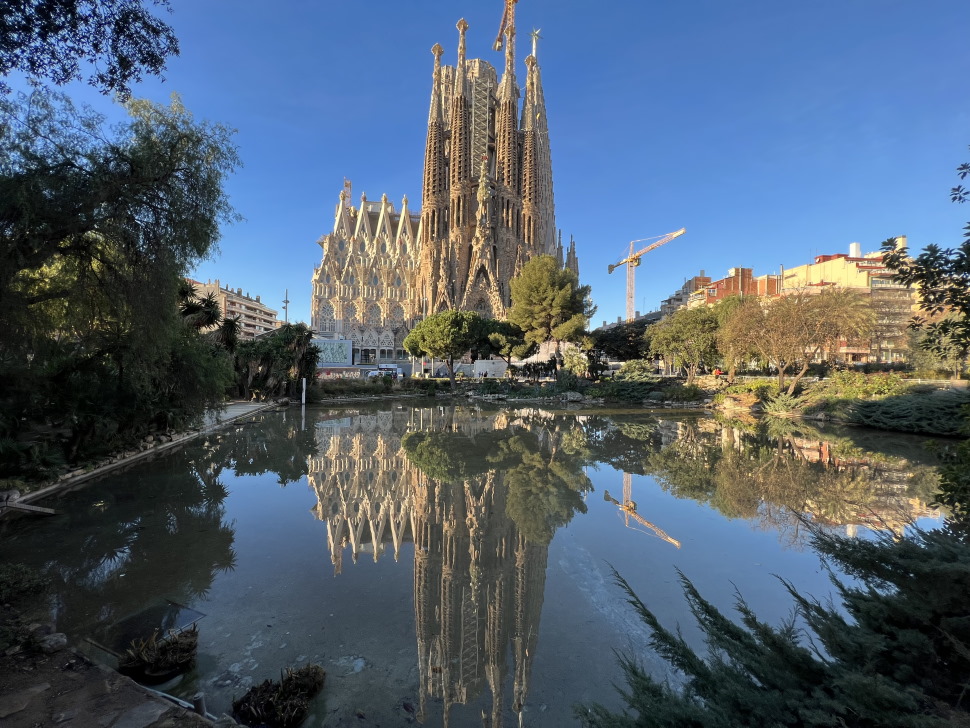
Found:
<box><xmin>1</xmin><ymin>402</ymin><xmax>941</xmax><ymax>726</ymax></box>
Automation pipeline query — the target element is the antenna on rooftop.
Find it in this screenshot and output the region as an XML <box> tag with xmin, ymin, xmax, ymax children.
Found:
<box><xmin>283</xmin><ymin>289</ymin><xmax>290</xmax><ymax>324</ymax></box>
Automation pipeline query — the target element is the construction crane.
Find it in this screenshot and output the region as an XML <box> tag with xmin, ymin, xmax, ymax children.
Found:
<box><xmin>493</xmin><ymin>0</ymin><xmax>519</xmax><ymax>51</ymax></box>
<box><xmin>604</xmin><ymin>475</ymin><xmax>681</xmax><ymax>549</ymax></box>
<box><xmin>608</xmin><ymin>228</ymin><xmax>686</xmax><ymax>322</ymax></box>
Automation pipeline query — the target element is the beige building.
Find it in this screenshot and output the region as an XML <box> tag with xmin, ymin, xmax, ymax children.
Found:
<box><xmin>191</xmin><ymin>279</ymin><xmax>280</xmax><ymax>340</ymax></box>
<box><xmin>777</xmin><ymin>239</ymin><xmax>918</xmax><ymax>362</ymax></box>
<box><xmin>310</xmin><ymin>7</ymin><xmax>578</xmax><ymax>365</ymax></box>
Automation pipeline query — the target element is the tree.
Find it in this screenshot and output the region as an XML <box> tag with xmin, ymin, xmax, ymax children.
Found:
<box><xmin>882</xmin><ymin>172</ymin><xmax>970</xmax><ymax>375</ymax></box>
<box><xmin>647</xmin><ymin>305</ymin><xmax>719</xmax><ymax>385</ymax></box>
<box><xmin>0</xmin><ymin>0</ymin><xmax>179</xmax><ymax>98</ymax></box>
<box><xmin>508</xmin><ymin>255</ymin><xmax>596</xmax><ymax>359</ymax></box>
<box><xmin>481</xmin><ymin>318</ymin><xmax>535</xmax><ymax>366</ymax></box>
<box><xmin>592</xmin><ymin>318</ymin><xmax>652</xmax><ymax>361</ymax></box>
<box><xmin>714</xmin><ymin>295</ymin><xmax>754</xmax><ymax>383</ymax></box>
<box><xmin>403</xmin><ymin>310</ymin><xmax>488</xmax><ymax>387</ymax></box>
<box><xmin>721</xmin><ymin>290</ymin><xmax>873</xmax><ymax>394</ymax></box>
<box><xmin>0</xmin><ymin>89</ymin><xmax>238</xmax><ymax>474</ymax></box>
<box><xmin>234</xmin><ymin>323</ymin><xmax>320</xmax><ymax>400</ymax></box>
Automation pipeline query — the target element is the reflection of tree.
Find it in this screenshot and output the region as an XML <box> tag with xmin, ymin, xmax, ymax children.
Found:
<box><xmin>221</xmin><ymin>410</ymin><xmax>319</xmax><ymax>485</ymax></box>
<box><xmin>3</xmin><ymin>449</ymin><xmax>236</xmax><ymax>647</ymax></box>
<box><xmin>401</xmin><ymin>430</ymin><xmax>499</xmax><ymax>483</ymax></box>
<box><xmin>642</xmin><ymin>418</ymin><xmax>940</xmax><ymax>540</ymax></box>
<box><xmin>402</xmin><ymin>422</ymin><xmax>592</xmax><ymax>545</ymax></box>
<box><xmin>492</xmin><ymin>432</ymin><xmax>591</xmax><ymax>545</ymax></box>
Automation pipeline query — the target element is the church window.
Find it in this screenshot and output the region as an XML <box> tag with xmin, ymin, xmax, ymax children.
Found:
<box><xmin>394</xmin><ymin>276</ymin><xmax>401</xmax><ymax>287</ymax></box>
<box><xmin>338</xmin><ymin>240</ymin><xmax>345</xmax><ymax>251</ymax></box>
<box><xmin>401</xmin><ymin>243</ymin><xmax>407</xmax><ymax>255</ymax></box>
<box><xmin>359</xmin><ymin>241</ymin><xmax>366</xmax><ymax>253</ymax></box>
<box><xmin>364</xmin><ymin>303</ymin><xmax>381</xmax><ymax>325</ymax></box>
<box><xmin>381</xmin><ymin>241</ymin><xmax>387</xmax><ymax>253</ymax></box>
<box><xmin>372</xmin><ymin>275</ymin><xmax>379</xmax><ymax>286</ymax></box>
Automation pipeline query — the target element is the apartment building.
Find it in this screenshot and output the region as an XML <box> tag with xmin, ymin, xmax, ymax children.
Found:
<box><xmin>687</xmin><ymin>267</ymin><xmax>781</xmax><ymax>307</ymax></box>
<box><xmin>191</xmin><ymin>279</ymin><xmax>280</xmax><ymax>340</ymax></box>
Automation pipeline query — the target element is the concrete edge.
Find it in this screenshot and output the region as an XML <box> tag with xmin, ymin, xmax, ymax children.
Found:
<box><xmin>15</xmin><ymin>402</ymin><xmax>280</xmax><ymax>507</ymax></box>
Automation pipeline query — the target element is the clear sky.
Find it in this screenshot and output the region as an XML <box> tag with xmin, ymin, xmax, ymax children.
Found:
<box><xmin>20</xmin><ymin>0</ymin><xmax>970</xmax><ymax>326</ymax></box>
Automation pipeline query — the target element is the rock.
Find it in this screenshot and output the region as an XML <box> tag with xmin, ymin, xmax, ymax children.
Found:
<box><xmin>38</xmin><ymin>633</ymin><xmax>68</xmax><ymax>654</ymax></box>
<box><xmin>562</xmin><ymin>391</ymin><xmax>583</xmax><ymax>402</ymax></box>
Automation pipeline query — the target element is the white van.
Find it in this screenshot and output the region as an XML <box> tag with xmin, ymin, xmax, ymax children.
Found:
<box><xmin>367</xmin><ymin>365</ymin><xmax>403</xmax><ymax>380</ymax></box>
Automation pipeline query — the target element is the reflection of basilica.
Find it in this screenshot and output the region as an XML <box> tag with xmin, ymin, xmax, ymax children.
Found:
<box><xmin>306</xmin><ymin>407</ymin><xmax>547</xmax><ymax>726</ymax></box>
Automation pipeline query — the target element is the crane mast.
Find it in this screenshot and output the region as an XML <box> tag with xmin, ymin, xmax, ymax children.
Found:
<box><xmin>608</xmin><ymin>228</ymin><xmax>686</xmax><ymax>322</ymax></box>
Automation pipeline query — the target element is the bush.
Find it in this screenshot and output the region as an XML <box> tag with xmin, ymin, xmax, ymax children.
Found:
<box><xmin>615</xmin><ymin>359</ymin><xmax>662</xmax><ymax>383</ymax></box>
<box><xmin>762</xmin><ymin>392</ymin><xmax>803</xmax><ymax>415</ymax></box>
<box><xmin>586</xmin><ymin>380</ymin><xmax>657</xmax><ymax>402</ymax></box>
<box><xmin>849</xmin><ymin>390</ymin><xmax>970</xmax><ymax>436</ymax></box>
<box><xmin>723</xmin><ymin>380</ymin><xmax>779</xmax><ymax>402</ymax></box>
<box><xmin>0</xmin><ymin>563</ymin><xmax>46</xmax><ymax>603</ymax></box>
<box><xmin>659</xmin><ymin>384</ymin><xmax>703</xmax><ymax>402</ymax></box>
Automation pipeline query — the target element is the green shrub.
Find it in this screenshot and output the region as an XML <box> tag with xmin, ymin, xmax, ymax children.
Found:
<box><xmin>723</xmin><ymin>380</ymin><xmax>779</xmax><ymax>402</ymax></box>
<box><xmin>615</xmin><ymin>359</ymin><xmax>662</xmax><ymax>383</ymax></box>
<box><xmin>849</xmin><ymin>390</ymin><xmax>970</xmax><ymax>436</ymax></box>
<box><xmin>659</xmin><ymin>384</ymin><xmax>702</xmax><ymax>402</ymax></box>
<box><xmin>762</xmin><ymin>393</ymin><xmax>803</xmax><ymax>415</ymax></box>
<box><xmin>586</xmin><ymin>380</ymin><xmax>656</xmax><ymax>402</ymax></box>
<box><xmin>0</xmin><ymin>563</ymin><xmax>46</xmax><ymax>604</ymax></box>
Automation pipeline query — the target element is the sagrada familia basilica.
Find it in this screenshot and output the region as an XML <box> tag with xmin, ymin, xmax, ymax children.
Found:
<box><xmin>310</xmin><ymin>2</ymin><xmax>579</xmax><ymax>364</ymax></box>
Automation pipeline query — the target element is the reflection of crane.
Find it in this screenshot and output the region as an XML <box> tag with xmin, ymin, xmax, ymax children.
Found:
<box><xmin>604</xmin><ymin>474</ymin><xmax>681</xmax><ymax>548</ymax></box>
<box><xmin>493</xmin><ymin>0</ymin><xmax>519</xmax><ymax>51</ymax></box>
<box><xmin>608</xmin><ymin>228</ymin><xmax>686</xmax><ymax>322</ymax></box>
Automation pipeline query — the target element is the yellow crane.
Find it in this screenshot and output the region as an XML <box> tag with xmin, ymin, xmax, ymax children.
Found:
<box><xmin>604</xmin><ymin>474</ymin><xmax>681</xmax><ymax>548</ymax></box>
<box><xmin>608</xmin><ymin>228</ymin><xmax>686</xmax><ymax>322</ymax></box>
<box><xmin>493</xmin><ymin>0</ymin><xmax>519</xmax><ymax>51</ymax></box>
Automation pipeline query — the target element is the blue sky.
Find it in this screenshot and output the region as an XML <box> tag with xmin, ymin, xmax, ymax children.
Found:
<box><xmin>21</xmin><ymin>0</ymin><xmax>970</xmax><ymax>325</ymax></box>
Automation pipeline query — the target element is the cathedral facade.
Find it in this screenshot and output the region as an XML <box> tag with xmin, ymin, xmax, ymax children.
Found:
<box><xmin>311</xmin><ymin>5</ymin><xmax>578</xmax><ymax>364</ymax></box>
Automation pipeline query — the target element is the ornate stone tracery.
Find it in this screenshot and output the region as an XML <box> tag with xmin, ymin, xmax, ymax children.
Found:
<box><xmin>310</xmin><ymin>8</ymin><xmax>580</xmax><ymax>364</ymax></box>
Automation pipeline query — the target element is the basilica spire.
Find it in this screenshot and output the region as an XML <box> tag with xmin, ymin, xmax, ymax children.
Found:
<box><xmin>421</xmin><ymin>43</ymin><xmax>447</xmax><ymax>238</ymax></box>
<box><xmin>520</xmin><ymin>35</ymin><xmax>556</xmax><ymax>255</ymax></box>
<box><xmin>449</xmin><ymin>19</ymin><xmax>472</xmax><ymax>223</ymax></box>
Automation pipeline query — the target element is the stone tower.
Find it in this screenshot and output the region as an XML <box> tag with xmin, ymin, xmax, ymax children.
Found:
<box><xmin>311</xmin><ymin>6</ymin><xmax>580</xmax><ymax>363</ymax></box>
<box><xmin>415</xmin><ymin>9</ymin><xmax>574</xmax><ymax>319</ymax></box>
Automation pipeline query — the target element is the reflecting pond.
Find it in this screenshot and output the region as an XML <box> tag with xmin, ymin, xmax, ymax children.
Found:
<box><xmin>1</xmin><ymin>402</ymin><xmax>942</xmax><ymax>726</ymax></box>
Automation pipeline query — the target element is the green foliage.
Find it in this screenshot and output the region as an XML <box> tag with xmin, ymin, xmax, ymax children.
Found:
<box><xmin>402</xmin><ymin>423</ymin><xmax>592</xmax><ymax>545</ymax></box>
<box><xmin>498</xmin><ymin>432</ymin><xmax>590</xmax><ymax>544</ymax></box>
<box><xmin>762</xmin><ymin>392</ymin><xmax>803</xmax><ymax>415</ymax></box>
<box><xmin>848</xmin><ymin>390</ymin><xmax>970</xmax><ymax>436</ymax></box>
<box><xmin>593</xmin><ymin>319</ymin><xmax>651</xmax><ymax>361</ymax></box>
<box><xmin>0</xmin><ymin>0</ymin><xmax>180</xmax><ymax>98</ymax></box>
<box><xmin>586</xmin><ymin>381</ymin><xmax>658</xmax><ymax>402</ymax></box>
<box><xmin>401</xmin><ymin>430</ymin><xmax>496</xmax><ymax>482</ymax></box>
<box><xmin>482</xmin><ymin>318</ymin><xmax>535</xmax><ymax>364</ymax></box>
<box><xmin>0</xmin><ymin>90</ymin><xmax>239</xmax><ymax>476</ymax></box>
<box><xmin>403</xmin><ymin>310</ymin><xmax>488</xmax><ymax>385</ymax></box>
<box><xmin>815</xmin><ymin>370</ymin><xmax>907</xmax><ymax>399</ymax></box>
<box><xmin>657</xmin><ymin>384</ymin><xmax>703</xmax><ymax>402</ymax></box>
<box><xmin>0</xmin><ymin>563</ymin><xmax>47</xmax><ymax>604</ymax></box>
<box><xmin>615</xmin><ymin>359</ymin><xmax>662</xmax><ymax>382</ymax></box>
<box><xmin>723</xmin><ymin>380</ymin><xmax>780</xmax><ymax>402</ymax></box>
<box><xmin>881</xmin><ymin>150</ymin><xmax>970</xmax><ymax>369</ymax></box>
<box><xmin>508</xmin><ymin>255</ymin><xmax>595</xmax><ymax>348</ymax></box>
<box><xmin>580</xmin><ymin>555</ymin><xmax>954</xmax><ymax>728</ymax></box>
<box><xmin>235</xmin><ymin>324</ymin><xmax>320</xmax><ymax>400</ymax></box>
<box><xmin>648</xmin><ymin>306</ymin><xmax>719</xmax><ymax>386</ymax></box>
